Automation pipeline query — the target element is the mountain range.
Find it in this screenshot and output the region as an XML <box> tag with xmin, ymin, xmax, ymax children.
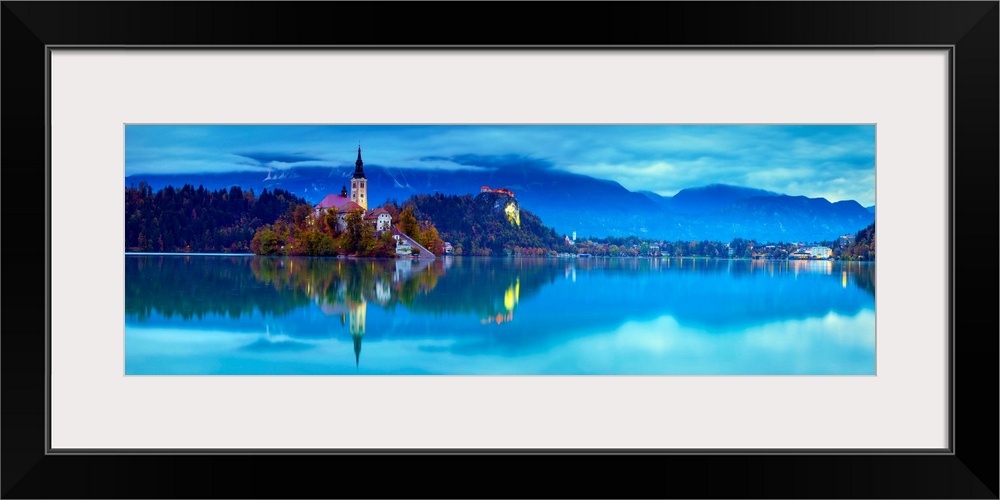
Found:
<box><xmin>125</xmin><ymin>165</ymin><xmax>874</xmax><ymax>243</ymax></box>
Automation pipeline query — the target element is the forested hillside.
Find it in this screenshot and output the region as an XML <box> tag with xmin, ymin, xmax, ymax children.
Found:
<box><xmin>125</xmin><ymin>182</ymin><xmax>307</xmax><ymax>253</ymax></box>
<box><xmin>404</xmin><ymin>192</ymin><xmax>572</xmax><ymax>256</ymax></box>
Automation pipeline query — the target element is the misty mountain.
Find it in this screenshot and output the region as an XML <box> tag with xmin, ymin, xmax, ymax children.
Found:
<box><xmin>126</xmin><ymin>166</ymin><xmax>873</xmax><ymax>243</ymax></box>
<box><xmin>699</xmin><ymin>195</ymin><xmax>875</xmax><ymax>243</ymax></box>
<box><xmin>667</xmin><ymin>184</ymin><xmax>781</xmax><ymax>214</ymax></box>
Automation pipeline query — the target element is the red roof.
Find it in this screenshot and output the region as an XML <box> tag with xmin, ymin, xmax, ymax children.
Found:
<box><xmin>315</xmin><ymin>194</ymin><xmax>363</xmax><ymax>212</ymax></box>
<box><xmin>366</xmin><ymin>207</ymin><xmax>390</xmax><ymax>218</ymax></box>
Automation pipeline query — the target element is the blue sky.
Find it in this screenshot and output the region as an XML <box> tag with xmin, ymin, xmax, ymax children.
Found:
<box><xmin>125</xmin><ymin>124</ymin><xmax>876</xmax><ymax>206</ymax></box>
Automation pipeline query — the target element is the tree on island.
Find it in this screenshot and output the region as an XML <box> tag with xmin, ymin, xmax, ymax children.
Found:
<box><xmin>338</xmin><ymin>209</ymin><xmax>397</xmax><ymax>257</ymax></box>
<box><xmin>250</xmin><ymin>203</ymin><xmax>339</xmax><ymax>257</ymax></box>
<box><xmin>249</xmin><ymin>202</ymin><xmax>441</xmax><ymax>258</ymax></box>
<box><xmin>396</xmin><ymin>205</ymin><xmax>445</xmax><ymax>256</ymax></box>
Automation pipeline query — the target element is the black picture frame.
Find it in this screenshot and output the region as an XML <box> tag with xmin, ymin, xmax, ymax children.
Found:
<box><xmin>3</xmin><ymin>2</ymin><xmax>996</xmax><ymax>498</ymax></box>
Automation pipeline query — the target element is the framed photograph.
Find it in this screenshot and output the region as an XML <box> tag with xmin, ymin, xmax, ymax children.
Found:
<box><xmin>4</xmin><ymin>2</ymin><xmax>996</xmax><ymax>498</ymax></box>
<box><xmin>121</xmin><ymin>123</ymin><xmax>878</xmax><ymax>377</ymax></box>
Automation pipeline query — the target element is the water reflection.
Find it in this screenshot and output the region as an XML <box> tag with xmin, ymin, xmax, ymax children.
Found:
<box><xmin>125</xmin><ymin>255</ymin><xmax>875</xmax><ymax>374</ymax></box>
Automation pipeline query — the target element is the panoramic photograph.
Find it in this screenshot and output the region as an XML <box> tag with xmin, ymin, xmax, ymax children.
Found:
<box><xmin>124</xmin><ymin>124</ymin><xmax>876</xmax><ymax>375</ymax></box>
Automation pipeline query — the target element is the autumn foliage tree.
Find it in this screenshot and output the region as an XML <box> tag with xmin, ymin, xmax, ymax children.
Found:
<box><xmin>841</xmin><ymin>222</ymin><xmax>875</xmax><ymax>261</ymax></box>
<box><xmin>398</xmin><ymin>206</ymin><xmax>421</xmax><ymax>240</ymax></box>
<box><xmin>394</xmin><ymin>205</ymin><xmax>445</xmax><ymax>256</ymax></box>
<box><xmin>418</xmin><ymin>225</ymin><xmax>445</xmax><ymax>255</ymax></box>
<box><xmin>250</xmin><ymin>203</ymin><xmax>338</xmax><ymax>257</ymax></box>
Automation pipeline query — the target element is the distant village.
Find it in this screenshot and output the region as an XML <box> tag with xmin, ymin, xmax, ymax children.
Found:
<box><xmin>553</xmin><ymin>234</ymin><xmax>858</xmax><ymax>261</ymax></box>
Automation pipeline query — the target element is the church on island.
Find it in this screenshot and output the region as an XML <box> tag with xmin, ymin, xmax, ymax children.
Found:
<box><xmin>313</xmin><ymin>147</ymin><xmax>431</xmax><ymax>258</ymax></box>
<box><xmin>313</xmin><ymin>146</ymin><xmax>393</xmax><ymax>232</ymax></box>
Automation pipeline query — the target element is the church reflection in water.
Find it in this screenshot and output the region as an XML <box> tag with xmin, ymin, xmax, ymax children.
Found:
<box><xmin>281</xmin><ymin>257</ymin><xmax>444</xmax><ymax>369</ymax></box>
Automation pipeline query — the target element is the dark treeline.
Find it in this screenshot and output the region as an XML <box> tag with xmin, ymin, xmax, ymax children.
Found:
<box><xmin>125</xmin><ymin>182</ymin><xmax>308</xmax><ymax>253</ymax></box>
<box><xmin>125</xmin><ymin>254</ymin><xmax>311</xmax><ymax>321</ymax></box>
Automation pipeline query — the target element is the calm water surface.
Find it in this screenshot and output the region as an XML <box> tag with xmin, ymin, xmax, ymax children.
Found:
<box><xmin>125</xmin><ymin>255</ymin><xmax>875</xmax><ymax>375</ymax></box>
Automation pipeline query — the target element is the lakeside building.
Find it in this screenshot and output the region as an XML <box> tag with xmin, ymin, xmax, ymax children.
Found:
<box><xmin>789</xmin><ymin>246</ymin><xmax>833</xmax><ymax>260</ymax></box>
<box><xmin>365</xmin><ymin>207</ymin><xmax>393</xmax><ymax>232</ymax></box>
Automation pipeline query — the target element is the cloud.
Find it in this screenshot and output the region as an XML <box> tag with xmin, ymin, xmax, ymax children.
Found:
<box><xmin>236</xmin><ymin>151</ymin><xmax>325</xmax><ymax>165</ymax></box>
<box><xmin>124</xmin><ymin>124</ymin><xmax>876</xmax><ymax>206</ymax></box>
<box><xmin>422</xmin><ymin>153</ymin><xmax>554</xmax><ymax>171</ymax></box>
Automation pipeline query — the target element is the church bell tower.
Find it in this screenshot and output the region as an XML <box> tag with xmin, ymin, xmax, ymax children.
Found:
<box><xmin>351</xmin><ymin>146</ymin><xmax>368</xmax><ymax>211</ymax></box>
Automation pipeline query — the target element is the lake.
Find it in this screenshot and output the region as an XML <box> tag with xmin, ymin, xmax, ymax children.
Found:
<box><xmin>125</xmin><ymin>254</ymin><xmax>875</xmax><ymax>375</ymax></box>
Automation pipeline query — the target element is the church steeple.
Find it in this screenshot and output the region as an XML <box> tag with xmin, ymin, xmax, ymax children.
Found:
<box><xmin>353</xmin><ymin>333</ymin><xmax>362</xmax><ymax>368</ymax></box>
<box><xmin>349</xmin><ymin>301</ymin><xmax>367</xmax><ymax>370</ymax></box>
<box><xmin>350</xmin><ymin>145</ymin><xmax>368</xmax><ymax>210</ymax></box>
<box><xmin>353</xmin><ymin>146</ymin><xmax>366</xmax><ymax>179</ymax></box>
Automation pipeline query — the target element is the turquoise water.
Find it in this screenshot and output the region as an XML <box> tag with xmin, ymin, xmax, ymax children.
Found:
<box><xmin>125</xmin><ymin>255</ymin><xmax>875</xmax><ymax>375</ymax></box>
